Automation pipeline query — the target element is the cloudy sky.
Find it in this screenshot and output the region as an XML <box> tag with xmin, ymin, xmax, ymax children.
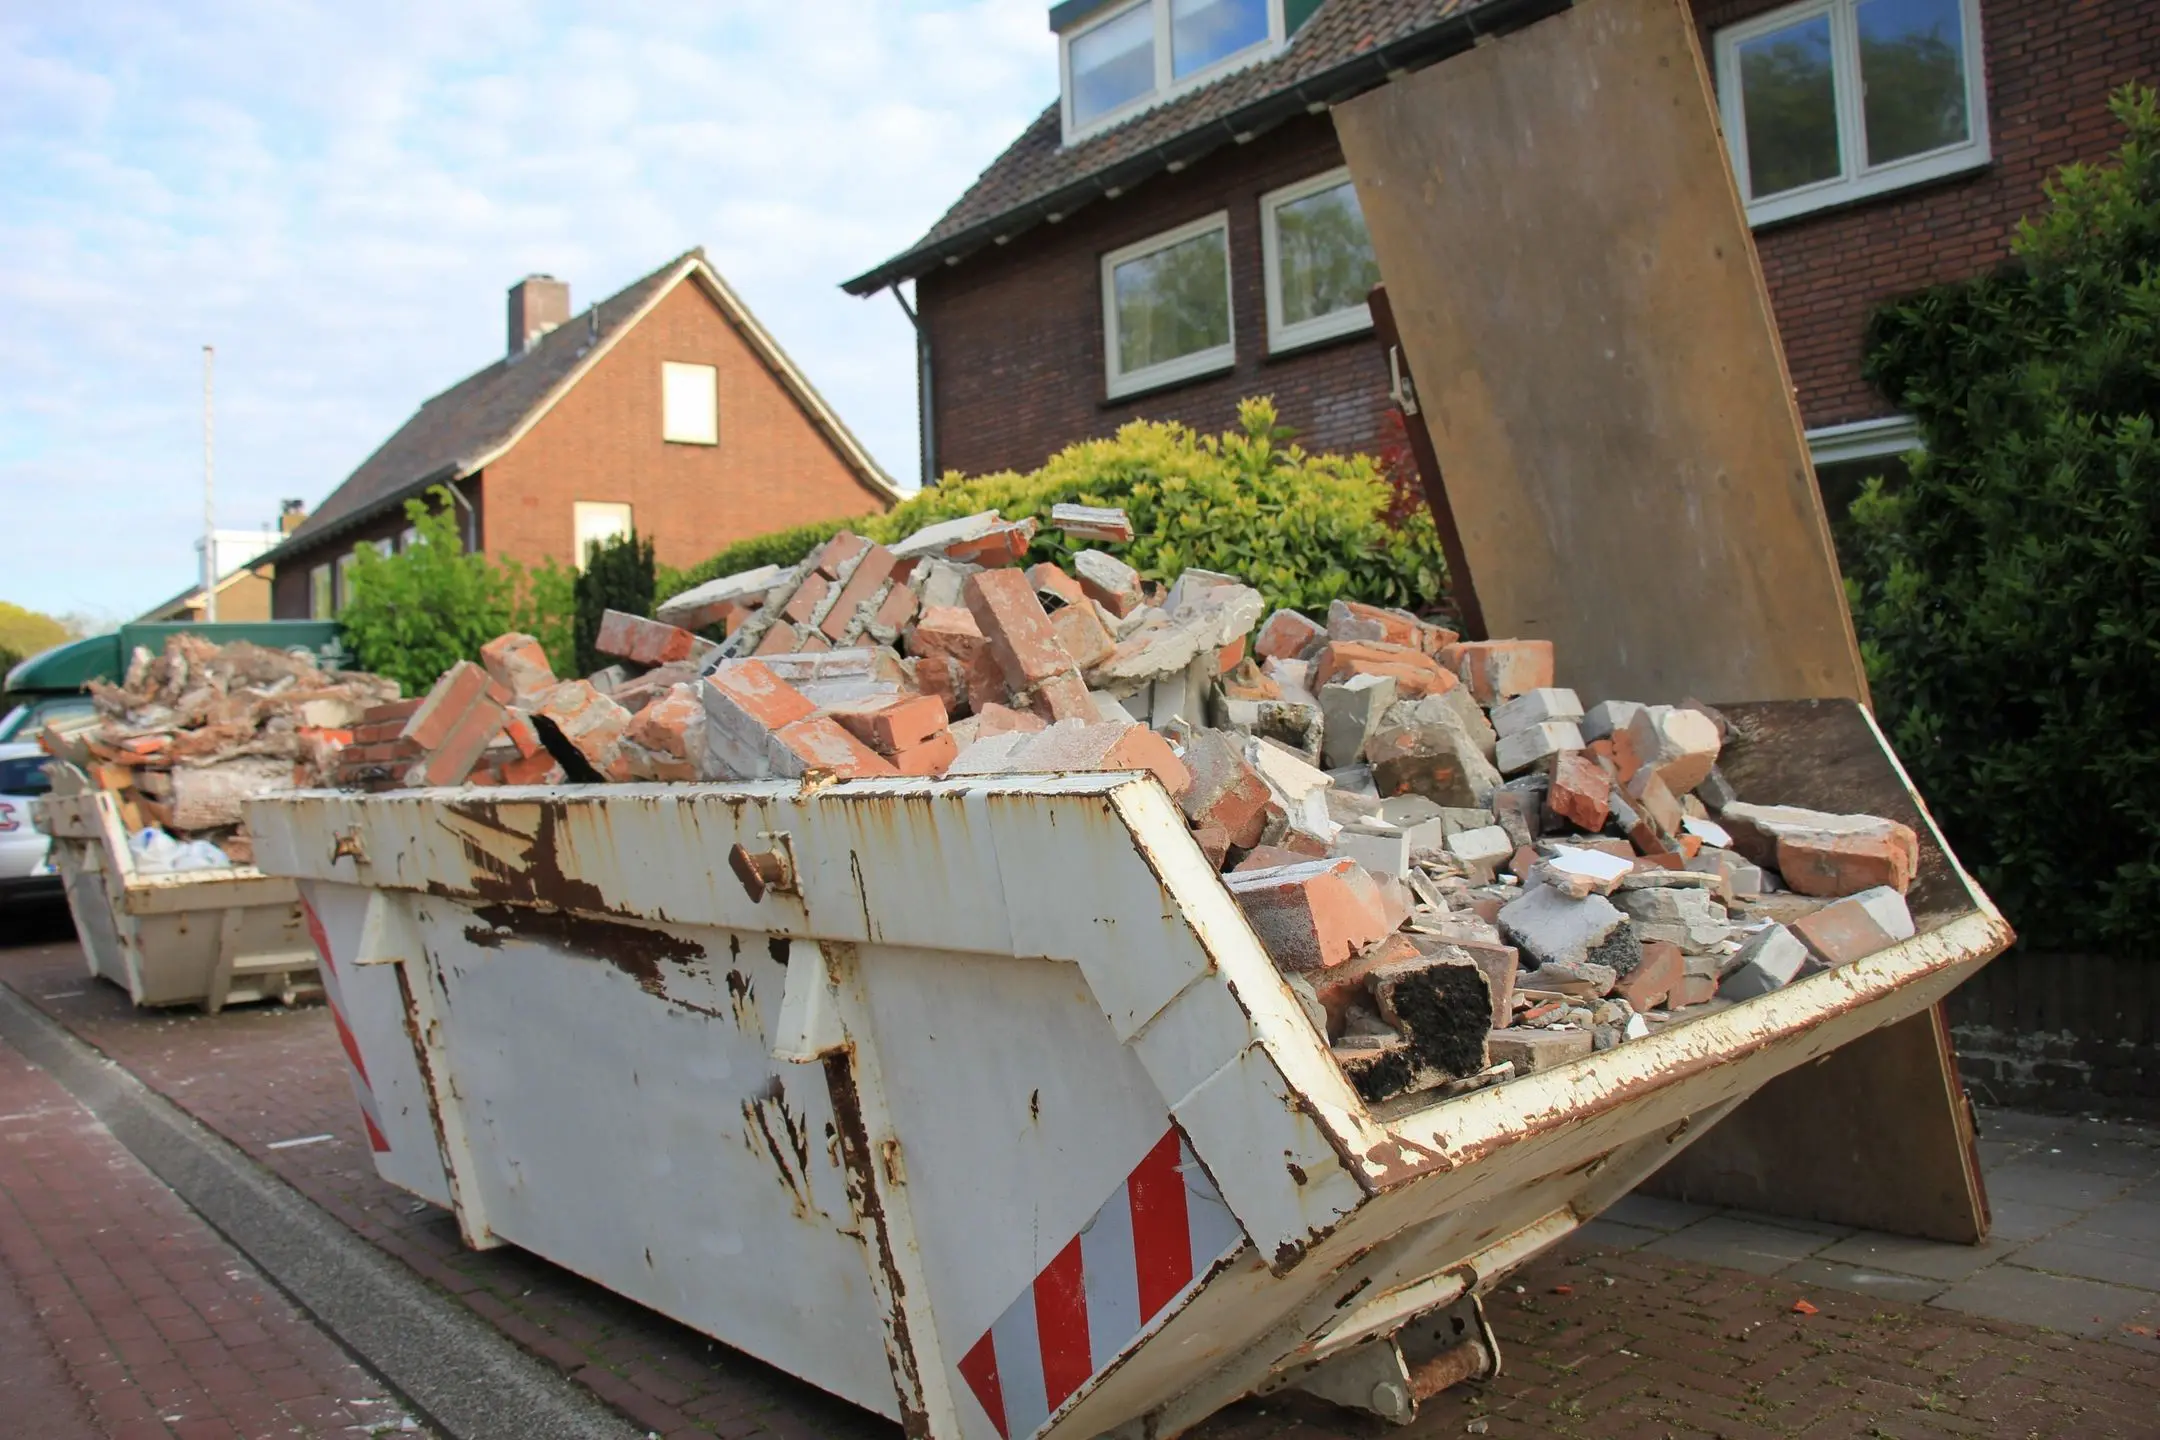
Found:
<box><xmin>0</xmin><ymin>0</ymin><xmax>1054</xmax><ymax>623</ymax></box>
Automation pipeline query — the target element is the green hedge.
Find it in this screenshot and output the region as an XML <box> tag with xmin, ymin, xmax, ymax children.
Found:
<box><xmin>1847</xmin><ymin>85</ymin><xmax>2160</xmax><ymax>952</ymax></box>
<box><xmin>660</xmin><ymin>398</ymin><xmax>1448</xmax><ymax>618</ymax></box>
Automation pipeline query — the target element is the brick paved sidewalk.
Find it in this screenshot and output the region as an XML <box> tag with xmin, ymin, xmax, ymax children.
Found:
<box><xmin>0</xmin><ymin>1027</ymin><xmax>423</xmax><ymax>1439</ymax></box>
<box><xmin>3</xmin><ymin>927</ymin><xmax>2156</xmax><ymax>1439</ymax></box>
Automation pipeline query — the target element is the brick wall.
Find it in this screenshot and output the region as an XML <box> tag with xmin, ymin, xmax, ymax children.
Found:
<box><xmin>918</xmin><ymin>112</ymin><xmax>1391</xmax><ymax>479</ymax></box>
<box><xmin>1700</xmin><ymin>0</ymin><xmax>2160</xmax><ymax>429</ymax></box>
<box><xmin>274</xmin><ymin>279</ymin><xmax>890</xmax><ymax>617</ymax></box>
<box><xmin>482</xmin><ymin>281</ymin><xmax>891</xmax><ymax>570</ymax></box>
<box><xmin>916</xmin><ymin>0</ymin><xmax>2160</xmax><ymax>474</ymax></box>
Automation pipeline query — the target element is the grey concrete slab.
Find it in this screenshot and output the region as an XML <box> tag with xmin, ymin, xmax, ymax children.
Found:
<box><xmin>2058</xmin><ymin>1198</ymin><xmax>2160</xmax><ymax>1247</ymax></box>
<box><xmin>1814</xmin><ymin>1230</ymin><xmax>2016</xmax><ymax>1283</ymax></box>
<box><xmin>1931</xmin><ymin>1264</ymin><xmax>2155</xmax><ymax>1338</ymax></box>
<box><xmin>1976</xmin><ymin>1107</ymin><xmax>2154</xmax><ymax>1146</ymax></box>
<box><xmin>2008</xmin><ymin>1235</ymin><xmax>2160</xmax><ymax>1293</ymax></box>
<box><xmin>2032</xmin><ymin>1137</ymin><xmax>2160</xmax><ymax>1180</ymax></box>
<box><xmin>1983</xmin><ymin>1160</ymin><xmax>2141</xmax><ymax>1211</ymax></box>
<box><xmin>1986</xmin><ymin>1197</ymin><xmax>2084</xmax><ymax>1244</ymax></box>
<box><xmin>1574</xmin><ymin>1218</ymin><xmax>1661</xmax><ymax>1252</ymax></box>
<box><xmin>1975</xmin><ymin>1137</ymin><xmax>2038</xmax><ymax>1171</ymax></box>
<box><xmin>1779</xmin><ymin>1258</ymin><xmax>1948</xmax><ymax>1305</ymax></box>
<box><xmin>1643</xmin><ymin>1215</ymin><xmax>1836</xmax><ymax>1276</ymax></box>
<box><xmin>1720</xmin><ymin>1208</ymin><xmax>1855</xmax><ymax>1240</ymax></box>
<box><xmin>1602</xmin><ymin>1194</ymin><xmax>1716</xmax><ymax>1232</ymax></box>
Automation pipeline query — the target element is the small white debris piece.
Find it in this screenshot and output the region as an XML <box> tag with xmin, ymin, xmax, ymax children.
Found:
<box><xmin>1683</xmin><ymin>814</ymin><xmax>1733</xmax><ymax>848</ymax></box>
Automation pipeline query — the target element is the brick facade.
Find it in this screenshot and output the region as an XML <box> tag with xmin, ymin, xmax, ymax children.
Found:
<box><xmin>273</xmin><ymin>279</ymin><xmax>889</xmax><ymax>618</ymax></box>
<box><xmin>918</xmin><ymin>112</ymin><xmax>1390</xmax><ymax>480</ymax></box>
<box><xmin>915</xmin><ymin>0</ymin><xmax>2160</xmax><ymax>476</ymax></box>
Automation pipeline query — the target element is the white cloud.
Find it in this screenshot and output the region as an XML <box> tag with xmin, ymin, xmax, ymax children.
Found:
<box><xmin>0</xmin><ymin>0</ymin><xmax>1055</xmax><ymax>619</ymax></box>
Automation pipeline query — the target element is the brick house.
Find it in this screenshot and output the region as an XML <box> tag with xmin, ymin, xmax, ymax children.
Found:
<box><xmin>846</xmin><ymin>0</ymin><xmax>2160</xmax><ymax>506</ymax></box>
<box><xmin>268</xmin><ymin>250</ymin><xmax>898</xmax><ymax>619</ymax></box>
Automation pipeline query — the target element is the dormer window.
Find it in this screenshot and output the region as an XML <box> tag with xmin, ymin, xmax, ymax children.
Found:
<box><xmin>1058</xmin><ymin>0</ymin><xmax>1303</xmax><ymax>145</ymax></box>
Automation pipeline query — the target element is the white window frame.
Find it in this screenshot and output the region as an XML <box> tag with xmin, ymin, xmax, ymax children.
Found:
<box><xmin>1259</xmin><ymin>166</ymin><xmax>1377</xmax><ymax>353</ymax></box>
<box><xmin>1715</xmin><ymin>0</ymin><xmax>1989</xmax><ymax>228</ymax></box>
<box><xmin>1806</xmin><ymin>414</ymin><xmax>1923</xmax><ymax>467</ymax></box>
<box><xmin>661</xmin><ymin>360</ymin><xmax>719</xmax><ymax>445</ymax></box>
<box><xmin>1101</xmin><ymin>210</ymin><xmax>1236</xmax><ymax>400</ymax></box>
<box><xmin>1061</xmin><ymin>0</ymin><xmax>1287</xmax><ymax>146</ymax></box>
<box><xmin>308</xmin><ymin>563</ymin><xmax>333</xmax><ymax>620</ymax></box>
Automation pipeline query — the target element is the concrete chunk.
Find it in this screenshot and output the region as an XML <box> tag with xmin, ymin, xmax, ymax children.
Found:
<box><xmin>1498</xmin><ymin>886</ymin><xmax>1637</xmax><ymax>974</ymax></box>
<box><xmin>1496</xmin><ymin>720</ymin><xmax>1584</xmax><ymax>775</ymax></box>
<box><xmin>1490</xmin><ymin>687</ymin><xmax>1584</xmax><ymax>738</ymax></box>
<box><xmin>1719</xmin><ymin>923</ymin><xmax>1811</xmax><ymax>999</ymax></box>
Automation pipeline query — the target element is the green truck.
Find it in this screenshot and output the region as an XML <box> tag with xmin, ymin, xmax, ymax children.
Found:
<box><xmin>0</xmin><ymin>621</ymin><xmax>347</xmax><ymax>743</ymax></box>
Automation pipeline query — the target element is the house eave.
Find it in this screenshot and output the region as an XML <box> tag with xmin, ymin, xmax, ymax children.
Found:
<box><xmin>840</xmin><ymin>0</ymin><xmax>1571</xmax><ymax>298</ymax></box>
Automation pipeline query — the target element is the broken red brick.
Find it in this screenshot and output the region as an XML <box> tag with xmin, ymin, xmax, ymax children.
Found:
<box><xmin>965</xmin><ymin>569</ymin><xmax>1073</xmax><ymax>688</ymax></box>
<box><xmin>780</xmin><ymin>573</ymin><xmax>831</xmax><ymax>625</ymax></box>
<box><xmin>1255</xmin><ymin>609</ymin><xmax>1324</xmax><ymax>661</ymax></box>
<box><xmin>1216</xmin><ymin>636</ymin><xmax>1247</xmax><ymax>674</ymax></box>
<box><xmin>478</xmin><ymin>633</ymin><xmax>557</xmax><ymax>700</ymax></box>
<box><xmin>811</xmin><ymin>531</ymin><xmax>871</xmax><ymax>579</ymax></box>
<box><xmin>595</xmin><ymin>609</ymin><xmax>711</xmax><ymax>667</ymax></box>
<box><xmin>829</xmin><ymin>692</ymin><xmax>948</xmax><ymax>755</ymax></box>
<box><xmin>870</xmin><ymin>583</ymin><xmax>918</xmax><ymax>637</ymax></box>
<box><xmin>888</xmin><ymin>730</ymin><xmax>959</xmax><ymax>777</ymax></box>
<box><xmin>773</xmin><ymin>716</ymin><xmax>900</xmax><ymax>778</ymax></box>
<box><xmin>625</xmin><ymin>684</ymin><xmax>703</xmax><ymax>766</ymax></box>
<box><xmin>403</xmin><ymin>662</ymin><xmax>494</xmax><ymax>751</ymax></box>
<box><xmin>1777</xmin><ymin>826</ymin><xmax>1920</xmax><ymax>898</ymax></box>
<box><xmin>1311</xmin><ymin>934</ymin><xmax>1424</xmax><ymax>1030</ymax></box>
<box><xmin>1028</xmin><ymin>562</ymin><xmax>1087</xmax><ymax>609</ymax></box>
<box><xmin>1310</xmin><ymin>640</ymin><xmax>1457</xmax><ymax>697</ymax></box>
<box><xmin>1615</xmin><ymin>941</ymin><xmax>1685</xmax><ymax>1013</ymax></box>
<box><xmin>943</xmin><ymin>518</ymin><xmax>1036</xmax><ymax>568</ymax></box>
<box><xmin>1548</xmin><ymin>750</ymin><xmax>1612</xmax><ymax>831</ymax></box>
<box><xmin>1180</xmin><ymin>730</ymin><xmax>1277</xmax><ymax>850</ymax></box>
<box><xmin>528</xmin><ymin>680</ymin><xmax>633</xmax><ymax>781</ymax></box>
<box><xmin>1449</xmin><ymin>639</ymin><xmax>1555</xmax><ymax>704</ymax></box>
<box><xmin>1192</xmin><ymin>823</ymin><xmax>1231</xmax><ymax>869</ymax></box>
<box><xmin>818</xmin><ymin>544</ymin><xmax>899</xmax><ymax>641</ymax></box>
<box><xmin>1049</xmin><ymin>601</ymin><xmax>1115</xmax><ymax>671</ymax></box>
<box><xmin>1225</xmin><ymin>857</ymin><xmax>1394</xmax><ymax>972</ymax></box>
<box><xmin>754</xmin><ymin>620</ymin><xmax>801</xmax><ymax>656</ymax></box>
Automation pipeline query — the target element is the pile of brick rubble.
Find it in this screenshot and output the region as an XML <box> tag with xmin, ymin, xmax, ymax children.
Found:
<box><xmin>343</xmin><ymin>505</ymin><xmax>1922</xmax><ymax>1105</ymax></box>
<box><xmin>41</xmin><ymin>635</ymin><xmax>400</xmax><ymax>865</ymax></box>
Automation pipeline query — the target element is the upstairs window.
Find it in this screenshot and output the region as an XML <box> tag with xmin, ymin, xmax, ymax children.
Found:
<box><xmin>1261</xmin><ymin>168</ymin><xmax>1381</xmax><ymax>352</ymax></box>
<box><xmin>1060</xmin><ymin>0</ymin><xmax>1302</xmax><ymax>144</ymax></box>
<box><xmin>1715</xmin><ymin>0</ymin><xmax>1988</xmax><ymax>227</ymax></box>
<box><xmin>662</xmin><ymin>361</ymin><xmax>718</xmax><ymax>445</ymax></box>
<box><xmin>1102</xmin><ymin>213</ymin><xmax>1234</xmax><ymax>399</ymax></box>
<box><xmin>573</xmin><ymin>502</ymin><xmax>634</xmax><ymax>570</ymax></box>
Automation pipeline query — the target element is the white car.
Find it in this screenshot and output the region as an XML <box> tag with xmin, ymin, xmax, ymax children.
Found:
<box><xmin>0</xmin><ymin>740</ymin><xmax>61</xmax><ymax>903</ymax></box>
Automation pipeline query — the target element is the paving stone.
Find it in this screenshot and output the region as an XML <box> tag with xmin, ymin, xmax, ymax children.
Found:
<box><xmin>2008</xmin><ymin>1235</ymin><xmax>2160</xmax><ymax>1292</ymax></box>
<box><xmin>1984</xmin><ymin>1160</ymin><xmax>2142</xmax><ymax>1211</ymax></box>
<box><xmin>1776</xmin><ymin>1258</ymin><xmax>1949</xmax><ymax>1305</ymax></box>
<box><xmin>1985</xmin><ymin>1197</ymin><xmax>2085</xmax><ymax>1244</ymax></box>
<box><xmin>1813</xmin><ymin>1230</ymin><xmax>2020</xmax><ymax>1283</ymax></box>
<box><xmin>1573</xmin><ymin>1218</ymin><xmax>1662</xmax><ymax>1252</ymax></box>
<box><xmin>1600</xmin><ymin>1194</ymin><xmax>1718</xmax><ymax>1232</ymax></box>
<box><xmin>1641</xmin><ymin>1215</ymin><xmax>1837</xmax><ymax>1275</ymax></box>
<box><xmin>2059</xmin><ymin>1197</ymin><xmax>2160</xmax><ymax>1247</ymax></box>
<box><xmin>1930</xmin><ymin>1263</ymin><xmax>2156</xmax><ymax>1338</ymax></box>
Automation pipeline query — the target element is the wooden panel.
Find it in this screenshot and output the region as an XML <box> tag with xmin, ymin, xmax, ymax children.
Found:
<box><xmin>1331</xmin><ymin>0</ymin><xmax>1866</xmax><ymax>706</ymax></box>
<box><xmin>1647</xmin><ymin>1007</ymin><xmax>1989</xmax><ymax>1243</ymax></box>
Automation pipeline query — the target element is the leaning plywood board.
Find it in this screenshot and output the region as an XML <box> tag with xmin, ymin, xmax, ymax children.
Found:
<box><xmin>1334</xmin><ymin>0</ymin><xmax>1987</xmax><ymax>1242</ymax></box>
<box><xmin>1332</xmin><ymin>0</ymin><xmax>1865</xmax><ymax>707</ymax></box>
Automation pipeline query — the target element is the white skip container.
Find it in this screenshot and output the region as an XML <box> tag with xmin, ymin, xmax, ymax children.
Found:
<box><xmin>247</xmin><ymin>697</ymin><xmax>2008</xmax><ymax>1440</ymax></box>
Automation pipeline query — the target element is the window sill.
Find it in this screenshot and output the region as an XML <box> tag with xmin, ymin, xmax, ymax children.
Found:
<box><xmin>1101</xmin><ymin>353</ymin><xmax>1237</xmax><ymax>407</ymax></box>
<box><xmin>1744</xmin><ymin>150</ymin><xmax>1992</xmax><ymax>232</ymax></box>
<box><xmin>1264</xmin><ymin>312</ymin><xmax>1374</xmax><ymax>362</ymax></box>
<box><xmin>663</xmin><ymin>437</ymin><xmax>719</xmax><ymax>447</ymax></box>
<box><xmin>1104</xmin><ymin>350</ymin><xmax>1235</xmax><ymax>403</ymax></box>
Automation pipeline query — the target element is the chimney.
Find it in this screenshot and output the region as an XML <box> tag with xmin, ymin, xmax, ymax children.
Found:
<box><xmin>279</xmin><ymin>499</ymin><xmax>307</xmax><ymax>533</ymax></box>
<box><xmin>507</xmin><ymin>275</ymin><xmax>571</xmax><ymax>356</ymax></box>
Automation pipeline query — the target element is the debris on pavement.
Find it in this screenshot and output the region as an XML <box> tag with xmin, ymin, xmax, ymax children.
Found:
<box><xmin>344</xmin><ymin>508</ymin><xmax>1930</xmax><ymax>1107</ymax></box>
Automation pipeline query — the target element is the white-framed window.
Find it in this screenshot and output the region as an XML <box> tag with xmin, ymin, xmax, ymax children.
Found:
<box><xmin>1102</xmin><ymin>212</ymin><xmax>1235</xmax><ymax>400</ymax></box>
<box><xmin>334</xmin><ymin>551</ymin><xmax>357</xmax><ymax>610</ymax></box>
<box><xmin>661</xmin><ymin>361</ymin><xmax>718</xmax><ymax>445</ymax></box>
<box><xmin>1061</xmin><ymin>0</ymin><xmax>1285</xmax><ymax>144</ymax></box>
<box><xmin>573</xmin><ymin>501</ymin><xmax>634</xmax><ymax>571</ymax></box>
<box><xmin>1259</xmin><ymin>167</ymin><xmax>1381</xmax><ymax>353</ymax></box>
<box><xmin>1808</xmin><ymin>414</ymin><xmax>1923</xmax><ymax>522</ymax></box>
<box><xmin>399</xmin><ymin>526</ymin><xmax>420</xmax><ymax>551</ymax></box>
<box><xmin>308</xmin><ymin>563</ymin><xmax>333</xmax><ymax>620</ymax></box>
<box><xmin>1715</xmin><ymin>0</ymin><xmax>1988</xmax><ymax>227</ymax></box>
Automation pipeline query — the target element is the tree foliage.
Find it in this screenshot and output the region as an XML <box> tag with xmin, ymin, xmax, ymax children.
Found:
<box><xmin>0</xmin><ymin>601</ymin><xmax>76</xmax><ymax>677</ymax></box>
<box><xmin>574</xmin><ymin>529</ymin><xmax>656</xmax><ymax>677</ymax></box>
<box><xmin>1846</xmin><ymin>85</ymin><xmax>2160</xmax><ymax>951</ymax></box>
<box><xmin>662</xmin><ymin>397</ymin><xmax>1448</xmax><ymax>621</ymax></box>
<box><xmin>341</xmin><ymin>489</ymin><xmax>574</xmax><ymax>695</ymax></box>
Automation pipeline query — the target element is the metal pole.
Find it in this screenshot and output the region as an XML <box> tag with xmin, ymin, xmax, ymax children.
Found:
<box><xmin>203</xmin><ymin>344</ymin><xmax>217</xmax><ymax>622</ymax></box>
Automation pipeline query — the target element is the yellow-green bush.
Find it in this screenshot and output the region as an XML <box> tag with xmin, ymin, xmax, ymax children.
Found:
<box><xmin>661</xmin><ymin>398</ymin><xmax>1447</xmax><ymax>617</ymax></box>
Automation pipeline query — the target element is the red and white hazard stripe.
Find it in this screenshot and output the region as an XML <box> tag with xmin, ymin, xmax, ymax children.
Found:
<box><xmin>300</xmin><ymin>897</ymin><xmax>391</xmax><ymax>1155</ymax></box>
<box><xmin>957</xmin><ymin>1128</ymin><xmax>1243</xmax><ymax>1440</ymax></box>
